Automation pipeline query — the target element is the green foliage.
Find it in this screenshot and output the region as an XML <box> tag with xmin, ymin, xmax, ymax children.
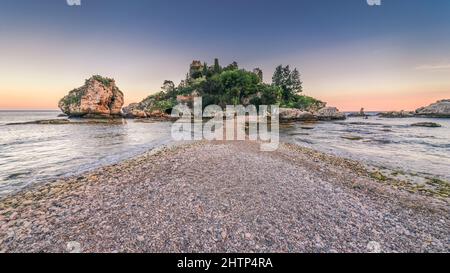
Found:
<box><xmin>91</xmin><ymin>75</ymin><xmax>114</xmax><ymax>87</ymax></box>
<box><xmin>281</xmin><ymin>94</ymin><xmax>324</xmax><ymax>111</ymax></box>
<box><xmin>61</xmin><ymin>88</ymin><xmax>83</xmax><ymax>106</ymax></box>
<box><xmin>138</xmin><ymin>60</ymin><xmax>319</xmax><ymax>113</ymax></box>
<box><xmin>151</xmin><ymin>98</ymin><xmax>177</xmax><ymax>113</ymax></box>
<box><xmin>224</xmin><ymin>61</ymin><xmax>239</xmax><ymax>71</ymax></box>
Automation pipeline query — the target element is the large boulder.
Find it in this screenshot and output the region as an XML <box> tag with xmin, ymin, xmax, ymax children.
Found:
<box><xmin>415</xmin><ymin>99</ymin><xmax>450</xmax><ymax>118</ymax></box>
<box><xmin>315</xmin><ymin>107</ymin><xmax>346</xmax><ymax>121</ymax></box>
<box><xmin>279</xmin><ymin>108</ymin><xmax>317</xmax><ymax>121</ymax></box>
<box><xmin>58</xmin><ymin>75</ymin><xmax>124</xmax><ymax>118</ymax></box>
<box><xmin>122</xmin><ymin>103</ymin><xmax>147</xmax><ymax>118</ymax></box>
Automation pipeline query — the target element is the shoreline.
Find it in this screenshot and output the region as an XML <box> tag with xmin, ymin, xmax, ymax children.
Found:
<box><xmin>0</xmin><ymin>141</ymin><xmax>448</xmax><ymax>253</ymax></box>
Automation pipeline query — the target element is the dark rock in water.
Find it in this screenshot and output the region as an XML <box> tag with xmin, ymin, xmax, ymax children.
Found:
<box><xmin>301</xmin><ymin>126</ymin><xmax>315</xmax><ymax>130</ymax></box>
<box><xmin>7</xmin><ymin>119</ymin><xmax>126</xmax><ymax>126</ymax></box>
<box><xmin>378</xmin><ymin>110</ymin><xmax>414</xmax><ymax>118</ymax></box>
<box><xmin>7</xmin><ymin>119</ymin><xmax>72</xmax><ymax>125</ymax></box>
<box><xmin>411</xmin><ymin>122</ymin><xmax>442</xmax><ymax>128</ymax></box>
<box><xmin>349</xmin><ymin>122</ymin><xmax>384</xmax><ymax>126</ymax></box>
<box><xmin>58</xmin><ymin>75</ymin><xmax>124</xmax><ymax>118</ymax></box>
<box><xmin>370</xmin><ymin>138</ymin><xmax>391</xmax><ymax>144</ymax></box>
<box><xmin>288</xmin><ymin>132</ymin><xmax>310</xmax><ymax>136</ymax></box>
<box><xmin>415</xmin><ymin>99</ymin><xmax>450</xmax><ymax>118</ymax></box>
<box><xmin>341</xmin><ymin>135</ymin><xmax>363</xmax><ymax>141</ymax></box>
<box><xmin>295</xmin><ymin>138</ymin><xmax>314</xmax><ymax>144</ymax></box>
<box><xmin>347</xmin><ymin>108</ymin><xmax>369</xmax><ymax>118</ymax></box>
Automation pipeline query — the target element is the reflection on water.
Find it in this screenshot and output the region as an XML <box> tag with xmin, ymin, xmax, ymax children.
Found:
<box><xmin>280</xmin><ymin>116</ymin><xmax>450</xmax><ymax>181</ymax></box>
<box><xmin>0</xmin><ymin>111</ymin><xmax>172</xmax><ymax>196</ymax></box>
<box><xmin>1</xmin><ymin>111</ymin><xmax>449</xmax><ymax>197</ymax></box>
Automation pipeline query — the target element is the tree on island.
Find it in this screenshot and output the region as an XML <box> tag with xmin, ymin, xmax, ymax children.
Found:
<box><xmin>213</xmin><ymin>58</ymin><xmax>221</xmax><ymax>74</ymax></box>
<box><xmin>272</xmin><ymin>65</ymin><xmax>303</xmax><ymax>101</ymax></box>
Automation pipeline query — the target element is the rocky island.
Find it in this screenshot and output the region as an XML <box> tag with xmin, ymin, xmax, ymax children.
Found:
<box><xmin>122</xmin><ymin>60</ymin><xmax>345</xmax><ymax>121</ymax></box>
<box><xmin>58</xmin><ymin>75</ymin><xmax>124</xmax><ymax>118</ymax></box>
<box><xmin>378</xmin><ymin>99</ymin><xmax>450</xmax><ymax>119</ymax></box>
<box><xmin>415</xmin><ymin>99</ymin><xmax>450</xmax><ymax>118</ymax></box>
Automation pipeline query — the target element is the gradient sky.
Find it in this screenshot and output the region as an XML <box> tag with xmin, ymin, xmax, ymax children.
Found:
<box><xmin>1</xmin><ymin>0</ymin><xmax>449</xmax><ymax>111</ymax></box>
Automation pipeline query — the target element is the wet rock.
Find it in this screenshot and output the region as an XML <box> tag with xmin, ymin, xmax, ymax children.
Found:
<box><xmin>341</xmin><ymin>135</ymin><xmax>363</xmax><ymax>141</ymax></box>
<box><xmin>411</xmin><ymin>122</ymin><xmax>442</xmax><ymax>128</ymax></box>
<box><xmin>8</xmin><ymin>119</ymin><xmax>126</xmax><ymax>126</ymax></box>
<box><xmin>348</xmin><ymin>108</ymin><xmax>368</xmax><ymax>118</ymax></box>
<box><xmin>7</xmin><ymin>119</ymin><xmax>72</xmax><ymax>125</ymax></box>
<box><xmin>371</xmin><ymin>171</ymin><xmax>387</xmax><ymax>181</ymax></box>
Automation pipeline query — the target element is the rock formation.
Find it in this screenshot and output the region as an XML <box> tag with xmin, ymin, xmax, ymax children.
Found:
<box><xmin>415</xmin><ymin>99</ymin><xmax>450</xmax><ymax>118</ymax></box>
<box><xmin>348</xmin><ymin>108</ymin><xmax>368</xmax><ymax>118</ymax></box>
<box><xmin>315</xmin><ymin>107</ymin><xmax>346</xmax><ymax>121</ymax></box>
<box><xmin>58</xmin><ymin>75</ymin><xmax>124</xmax><ymax>118</ymax></box>
<box><xmin>411</xmin><ymin>122</ymin><xmax>442</xmax><ymax>128</ymax></box>
<box><xmin>122</xmin><ymin>103</ymin><xmax>147</xmax><ymax>118</ymax></box>
<box><xmin>378</xmin><ymin>110</ymin><xmax>414</xmax><ymax>118</ymax></box>
<box><xmin>279</xmin><ymin>108</ymin><xmax>317</xmax><ymax>121</ymax></box>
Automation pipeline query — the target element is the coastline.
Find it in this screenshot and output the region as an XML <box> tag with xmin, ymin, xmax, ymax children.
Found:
<box><xmin>0</xmin><ymin>140</ymin><xmax>448</xmax><ymax>253</ymax></box>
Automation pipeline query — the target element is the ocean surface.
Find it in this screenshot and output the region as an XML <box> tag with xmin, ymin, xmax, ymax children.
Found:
<box><xmin>0</xmin><ymin>111</ymin><xmax>172</xmax><ymax>196</ymax></box>
<box><xmin>280</xmin><ymin>113</ymin><xmax>450</xmax><ymax>182</ymax></box>
<box><xmin>0</xmin><ymin>110</ymin><xmax>449</xmax><ymax>196</ymax></box>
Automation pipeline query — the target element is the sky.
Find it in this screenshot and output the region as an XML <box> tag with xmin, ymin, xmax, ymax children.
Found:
<box><xmin>0</xmin><ymin>0</ymin><xmax>449</xmax><ymax>111</ymax></box>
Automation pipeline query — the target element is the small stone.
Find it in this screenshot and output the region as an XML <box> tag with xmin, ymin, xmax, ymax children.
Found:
<box><xmin>9</xmin><ymin>212</ymin><xmax>18</xmax><ymax>220</ymax></box>
<box><xmin>367</xmin><ymin>241</ymin><xmax>382</xmax><ymax>253</ymax></box>
<box><xmin>66</xmin><ymin>241</ymin><xmax>82</xmax><ymax>253</ymax></box>
<box><xmin>22</xmin><ymin>200</ymin><xmax>33</xmax><ymax>206</ymax></box>
<box><xmin>221</xmin><ymin>229</ymin><xmax>228</xmax><ymax>240</ymax></box>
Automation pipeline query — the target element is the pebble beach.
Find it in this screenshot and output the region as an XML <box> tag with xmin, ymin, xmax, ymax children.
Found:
<box><xmin>0</xmin><ymin>141</ymin><xmax>448</xmax><ymax>253</ymax></box>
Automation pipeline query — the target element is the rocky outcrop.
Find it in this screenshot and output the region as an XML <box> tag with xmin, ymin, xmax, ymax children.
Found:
<box><xmin>58</xmin><ymin>75</ymin><xmax>124</xmax><ymax>118</ymax></box>
<box><xmin>122</xmin><ymin>103</ymin><xmax>147</xmax><ymax>118</ymax></box>
<box><xmin>348</xmin><ymin>108</ymin><xmax>368</xmax><ymax>118</ymax></box>
<box><xmin>315</xmin><ymin>107</ymin><xmax>346</xmax><ymax>121</ymax></box>
<box><xmin>411</xmin><ymin>122</ymin><xmax>442</xmax><ymax>128</ymax></box>
<box><xmin>378</xmin><ymin>111</ymin><xmax>414</xmax><ymax>118</ymax></box>
<box><xmin>123</xmin><ymin>94</ymin><xmax>176</xmax><ymax>119</ymax></box>
<box><xmin>279</xmin><ymin>108</ymin><xmax>317</xmax><ymax>121</ymax></box>
<box><xmin>415</xmin><ymin>99</ymin><xmax>450</xmax><ymax>118</ymax></box>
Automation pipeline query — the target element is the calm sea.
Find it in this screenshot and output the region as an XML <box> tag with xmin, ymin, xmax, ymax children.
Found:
<box><xmin>0</xmin><ymin>111</ymin><xmax>172</xmax><ymax>196</ymax></box>
<box><xmin>0</xmin><ymin>110</ymin><xmax>449</xmax><ymax>196</ymax></box>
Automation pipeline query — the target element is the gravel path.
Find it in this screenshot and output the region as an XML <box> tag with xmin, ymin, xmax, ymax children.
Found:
<box><xmin>0</xmin><ymin>141</ymin><xmax>448</xmax><ymax>253</ymax></box>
